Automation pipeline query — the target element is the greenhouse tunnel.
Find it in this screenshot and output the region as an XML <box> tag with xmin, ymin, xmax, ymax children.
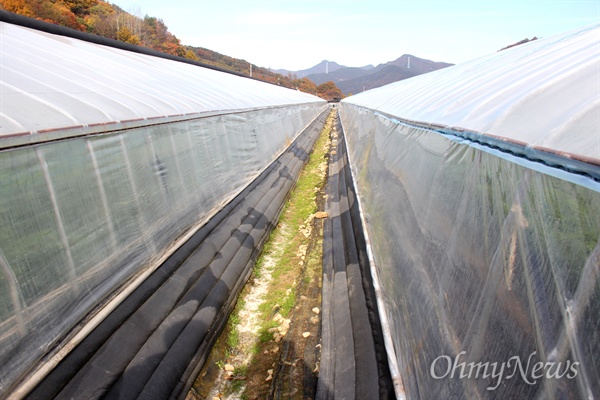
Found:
<box><xmin>337</xmin><ymin>24</ymin><xmax>600</xmax><ymax>399</ymax></box>
<box><xmin>0</xmin><ymin>12</ymin><xmax>334</xmax><ymax>399</ymax></box>
<box><xmin>1</xmin><ymin>9</ymin><xmax>600</xmax><ymax>400</ymax></box>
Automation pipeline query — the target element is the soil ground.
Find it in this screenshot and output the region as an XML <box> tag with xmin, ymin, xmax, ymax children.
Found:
<box><xmin>186</xmin><ymin>108</ymin><xmax>335</xmax><ymax>400</ymax></box>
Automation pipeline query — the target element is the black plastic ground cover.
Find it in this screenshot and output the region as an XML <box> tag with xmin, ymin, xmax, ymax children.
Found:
<box><xmin>24</xmin><ymin>109</ymin><xmax>329</xmax><ymax>400</ymax></box>
<box><xmin>316</xmin><ymin>116</ymin><xmax>395</xmax><ymax>400</ymax></box>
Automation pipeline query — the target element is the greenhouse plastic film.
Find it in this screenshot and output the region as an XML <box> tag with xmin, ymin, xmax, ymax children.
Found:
<box><xmin>342</xmin><ymin>24</ymin><xmax>600</xmax><ymax>168</ymax></box>
<box><xmin>0</xmin><ymin>102</ymin><xmax>326</xmax><ymax>394</ymax></box>
<box><xmin>317</xmin><ymin>115</ymin><xmax>395</xmax><ymax>399</ymax></box>
<box><xmin>338</xmin><ymin>26</ymin><xmax>599</xmax><ymax>399</ymax></box>
<box><xmin>0</xmin><ymin>20</ymin><xmax>323</xmax><ymax>146</ymax></box>
<box><xmin>339</xmin><ymin>103</ymin><xmax>599</xmax><ymax>399</ymax></box>
<box><xmin>20</xmin><ymin>109</ymin><xmax>329</xmax><ymax>400</ymax></box>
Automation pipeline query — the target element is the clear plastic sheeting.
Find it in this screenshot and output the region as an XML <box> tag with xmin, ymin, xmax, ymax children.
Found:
<box><xmin>0</xmin><ymin>102</ymin><xmax>326</xmax><ymax>394</ymax></box>
<box><xmin>317</xmin><ymin>114</ymin><xmax>395</xmax><ymax>399</ymax></box>
<box><xmin>340</xmin><ymin>106</ymin><xmax>600</xmax><ymax>399</ymax></box>
<box><xmin>0</xmin><ymin>21</ymin><xmax>324</xmax><ymax>147</ymax></box>
<box><xmin>339</xmin><ymin>23</ymin><xmax>599</xmax><ymax>400</ymax></box>
<box><xmin>343</xmin><ymin>24</ymin><xmax>600</xmax><ymax>165</ymax></box>
<box><xmin>23</xmin><ymin>109</ymin><xmax>330</xmax><ymax>400</ymax></box>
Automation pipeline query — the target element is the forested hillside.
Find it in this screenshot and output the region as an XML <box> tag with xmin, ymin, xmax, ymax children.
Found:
<box><xmin>0</xmin><ymin>0</ymin><xmax>343</xmax><ymax>99</ymax></box>
<box><xmin>0</xmin><ymin>0</ymin><xmax>197</xmax><ymax>57</ymax></box>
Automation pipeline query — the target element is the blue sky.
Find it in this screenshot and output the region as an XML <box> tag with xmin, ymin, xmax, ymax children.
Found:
<box><xmin>111</xmin><ymin>0</ymin><xmax>599</xmax><ymax>71</ymax></box>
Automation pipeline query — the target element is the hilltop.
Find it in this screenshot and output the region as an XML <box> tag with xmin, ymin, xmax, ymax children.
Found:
<box><xmin>273</xmin><ymin>60</ymin><xmax>374</xmax><ymax>79</ymax></box>
<box><xmin>282</xmin><ymin>55</ymin><xmax>453</xmax><ymax>96</ymax></box>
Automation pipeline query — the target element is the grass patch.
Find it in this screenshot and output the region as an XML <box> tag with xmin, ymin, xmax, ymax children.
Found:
<box><xmin>226</xmin><ymin>364</ymin><xmax>249</xmax><ymax>395</ymax></box>
<box><xmin>226</xmin><ymin>326</ymin><xmax>239</xmax><ymax>349</ymax></box>
<box><xmin>225</xmin><ymin>297</ymin><xmax>245</xmax><ymax>348</ymax></box>
<box><xmin>234</xmin><ymin>364</ymin><xmax>249</xmax><ymax>376</ymax></box>
<box><xmin>258</xmin><ymin>319</ymin><xmax>280</xmax><ymax>343</ymax></box>
<box><xmin>250</xmin><ymin>342</ymin><xmax>261</xmax><ymax>355</ymax></box>
<box><xmin>252</xmin><ymin>110</ymin><xmax>332</xmax><ymax>339</ymax></box>
<box><xmin>280</xmin><ymin>288</ymin><xmax>296</xmax><ymax>317</ymax></box>
<box><xmin>229</xmin><ymin>379</ymin><xmax>244</xmax><ymax>395</ymax></box>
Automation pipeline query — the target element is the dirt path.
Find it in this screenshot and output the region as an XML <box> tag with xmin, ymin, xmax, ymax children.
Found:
<box><xmin>187</xmin><ymin>108</ymin><xmax>335</xmax><ymax>400</ymax></box>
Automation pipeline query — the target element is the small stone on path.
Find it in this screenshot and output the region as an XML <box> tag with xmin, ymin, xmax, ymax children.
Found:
<box><xmin>224</xmin><ymin>363</ymin><xmax>235</xmax><ymax>372</ymax></box>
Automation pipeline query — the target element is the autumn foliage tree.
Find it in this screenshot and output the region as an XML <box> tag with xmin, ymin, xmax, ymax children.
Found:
<box><xmin>142</xmin><ymin>16</ymin><xmax>184</xmax><ymax>57</ymax></box>
<box><xmin>317</xmin><ymin>81</ymin><xmax>343</xmax><ymax>101</ymax></box>
<box><xmin>1</xmin><ymin>0</ymin><xmax>84</xmax><ymax>30</ymax></box>
<box><xmin>116</xmin><ymin>26</ymin><xmax>140</xmax><ymax>45</ymax></box>
<box><xmin>0</xmin><ymin>0</ymin><xmax>195</xmax><ymax>59</ymax></box>
<box><xmin>1</xmin><ymin>0</ymin><xmax>33</xmax><ymax>16</ymax></box>
<box><xmin>293</xmin><ymin>78</ymin><xmax>318</xmax><ymax>95</ymax></box>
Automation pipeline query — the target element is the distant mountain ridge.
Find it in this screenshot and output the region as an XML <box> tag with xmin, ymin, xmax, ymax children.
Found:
<box><xmin>275</xmin><ymin>55</ymin><xmax>453</xmax><ymax>95</ymax></box>
<box><xmin>273</xmin><ymin>60</ymin><xmax>344</xmax><ymax>78</ymax></box>
<box><xmin>274</xmin><ymin>60</ymin><xmax>376</xmax><ymax>79</ymax></box>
